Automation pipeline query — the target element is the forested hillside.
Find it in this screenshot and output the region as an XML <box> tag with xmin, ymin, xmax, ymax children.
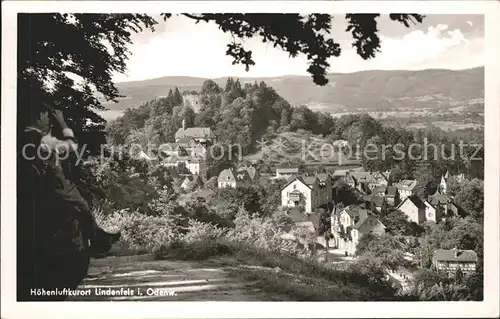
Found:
<box><xmin>104</xmin><ymin>67</ymin><xmax>484</xmax><ymax>111</ymax></box>
<box><xmin>107</xmin><ymin>77</ymin><xmax>484</xmax><ymax>182</ymax></box>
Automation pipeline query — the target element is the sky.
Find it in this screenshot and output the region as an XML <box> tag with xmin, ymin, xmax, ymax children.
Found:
<box><xmin>112</xmin><ymin>14</ymin><xmax>484</xmax><ymax>83</ymax></box>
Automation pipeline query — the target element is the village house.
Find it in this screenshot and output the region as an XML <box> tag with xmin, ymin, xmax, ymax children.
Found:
<box><xmin>424</xmin><ymin>200</ymin><xmax>441</xmax><ymax>223</ymax></box>
<box><xmin>275</xmin><ymin>167</ymin><xmax>300</xmax><ymax>179</ymax></box>
<box><xmin>175</xmin><ymin>120</ymin><xmax>216</xmax><ymax>144</ymax></box>
<box><xmin>158</xmin><ymin>143</ymin><xmax>184</xmax><ymax>157</ymax></box>
<box><xmin>432</xmin><ymin>248</ymin><xmax>478</xmax><ymax>276</ymax></box>
<box><xmin>181</xmin><ymin>174</ymin><xmax>203</xmax><ymax>191</ymax></box>
<box><xmin>343</xmin><ymin>170</ymin><xmax>389</xmax><ymax>194</ymax></box>
<box><xmin>396</xmin><ymin>195</ymin><xmax>428</xmax><ymax>225</ymax></box>
<box><xmin>362</xmin><ymin>195</ymin><xmax>386</xmax><ymax>213</ymax></box>
<box><xmin>217</xmin><ymin>168</ymin><xmax>251</xmax><ymax>189</ymax></box>
<box><xmin>428</xmin><ymin>192</ymin><xmax>461</xmax><ymax>218</ymax></box>
<box><xmin>161</xmin><ymin>155</ymin><xmax>207</xmax><ymax>178</ymax></box>
<box><xmin>279</xmin><ymin>209</ymin><xmax>322</xmax><ymax>251</ymax></box>
<box><xmin>237</xmin><ymin>165</ymin><xmax>260</xmax><ymax>183</ymax></box>
<box><xmin>394</xmin><ymin>179</ymin><xmax>418</xmax><ymax>200</ymax></box>
<box><xmin>427</xmin><ymin>175</ymin><xmax>462</xmax><ymax>218</ymax></box>
<box><xmin>371</xmin><ymin>185</ymin><xmax>387</xmax><ymax>197</ymax></box>
<box><xmin>396</xmin><ymin>194</ymin><xmax>445</xmax><ymax>224</ymax></box>
<box><xmin>384</xmin><ymin>186</ymin><xmax>400</xmax><ymax>206</ymax></box>
<box><xmin>369</xmin><ymin>171</ymin><xmax>391</xmax><ymax>189</ymax></box>
<box><xmin>316</xmin><ymin>173</ymin><xmax>333</xmax><ymax>207</ymax></box>
<box><xmin>331</xmin><ymin>205</ymin><xmax>386</xmax><ymax>256</ymax></box>
<box><xmin>281</xmin><ymin>175</ymin><xmax>325</xmax><ymax>213</ymax></box>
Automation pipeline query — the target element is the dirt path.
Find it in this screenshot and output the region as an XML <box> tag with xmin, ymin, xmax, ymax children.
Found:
<box><xmin>68</xmin><ymin>255</ymin><xmax>291</xmax><ymax>301</ymax></box>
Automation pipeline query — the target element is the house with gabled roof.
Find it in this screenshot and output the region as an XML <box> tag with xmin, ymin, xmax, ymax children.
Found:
<box><xmin>161</xmin><ymin>154</ymin><xmax>207</xmax><ymax>178</ymax></box>
<box><xmin>281</xmin><ymin>175</ymin><xmax>322</xmax><ymax>213</ymax></box>
<box><xmin>369</xmin><ymin>171</ymin><xmax>390</xmax><ymax>189</ymax></box>
<box><xmin>362</xmin><ymin>194</ymin><xmax>386</xmax><ymax>213</ymax></box>
<box><xmin>158</xmin><ymin>143</ymin><xmax>184</xmax><ymax>157</ymax></box>
<box><xmin>394</xmin><ymin>179</ymin><xmax>418</xmax><ymax>200</ymax></box>
<box><xmin>432</xmin><ymin>248</ymin><xmax>478</xmax><ymax>276</ymax></box>
<box><xmin>384</xmin><ymin>186</ymin><xmax>400</xmax><ymax>206</ymax></box>
<box><xmin>237</xmin><ymin>165</ymin><xmax>260</xmax><ymax>183</ymax></box>
<box><xmin>181</xmin><ymin>174</ymin><xmax>204</xmax><ymax>191</ymax></box>
<box><xmin>175</xmin><ymin>120</ymin><xmax>216</xmax><ymax>144</ymax></box>
<box><xmin>427</xmin><ymin>189</ymin><xmax>461</xmax><ymax>218</ymax></box>
<box><xmin>217</xmin><ymin>168</ymin><xmax>251</xmax><ymax>189</ymax></box>
<box><xmin>372</xmin><ymin>185</ymin><xmax>387</xmax><ymax>197</ymax></box>
<box><xmin>396</xmin><ymin>195</ymin><xmax>428</xmax><ymax>225</ymax></box>
<box><xmin>331</xmin><ymin>205</ymin><xmax>385</xmax><ymax>256</ymax></box>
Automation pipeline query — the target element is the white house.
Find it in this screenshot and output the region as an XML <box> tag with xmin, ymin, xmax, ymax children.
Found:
<box><xmin>217</xmin><ymin>168</ymin><xmax>251</xmax><ymax>189</ymax></box>
<box><xmin>394</xmin><ymin>179</ymin><xmax>418</xmax><ymax>200</ymax></box>
<box><xmin>161</xmin><ymin>155</ymin><xmax>207</xmax><ymax>178</ymax></box>
<box><xmin>424</xmin><ymin>200</ymin><xmax>439</xmax><ymax>223</ymax></box>
<box><xmin>281</xmin><ymin>176</ymin><xmax>323</xmax><ymax>213</ymax></box>
<box><xmin>331</xmin><ymin>205</ymin><xmax>385</xmax><ymax>256</ymax></box>
<box><xmin>396</xmin><ymin>195</ymin><xmax>427</xmax><ymax>225</ymax></box>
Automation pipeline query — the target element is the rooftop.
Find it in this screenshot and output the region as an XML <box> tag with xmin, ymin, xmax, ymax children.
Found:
<box><xmin>175</xmin><ymin>127</ymin><xmax>215</xmax><ymax>139</ymax></box>
<box><xmin>395</xmin><ymin>179</ymin><xmax>418</xmax><ymax>190</ymax></box>
<box><xmin>433</xmin><ymin>248</ymin><xmax>478</xmax><ymax>262</ymax></box>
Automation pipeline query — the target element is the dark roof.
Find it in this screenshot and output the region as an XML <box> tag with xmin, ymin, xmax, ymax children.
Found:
<box><xmin>287</xmin><ymin>211</ymin><xmax>320</xmax><ymax>230</ymax></box>
<box><xmin>351</xmin><ymin>212</ymin><xmax>384</xmax><ymax>230</ymax></box>
<box><xmin>175</xmin><ymin>127</ymin><xmax>215</xmax><ymax>139</ymax></box>
<box><xmin>372</xmin><ymin>196</ymin><xmax>384</xmax><ymax>208</ymax></box>
<box><xmin>432</xmin><ymin>248</ymin><xmax>478</xmax><ymax>262</ymax></box>
<box><xmin>406</xmin><ymin>195</ymin><xmax>427</xmax><ymax>209</ymax></box>
<box><xmin>372</xmin><ymin>186</ymin><xmax>387</xmax><ymax>194</ymax></box>
<box><xmin>238</xmin><ymin>166</ymin><xmax>258</xmax><ymax>180</ymax></box>
<box><xmin>276</xmin><ymin>167</ymin><xmax>299</xmax><ymax>173</ymax></box>
<box><xmin>303</xmin><ymin>176</ymin><xmax>318</xmax><ymax>186</ymax></box>
<box><xmin>316</xmin><ymin>173</ymin><xmax>330</xmax><ymax>183</ymax></box>
<box><xmin>343</xmin><ymin>205</ymin><xmax>370</xmax><ymax>220</ymax></box>
<box><xmin>386</xmin><ymin>186</ymin><xmax>398</xmax><ymax>196</ymax></box>
<box><xmin>429</xmin><ymin>193</ymin><xmax>453</xmax><ymax>206</ymax></box>
<box><xmin>280</xmin><ymin>175</ymin><xmax>308</xmax><ymax>191</ymax></box>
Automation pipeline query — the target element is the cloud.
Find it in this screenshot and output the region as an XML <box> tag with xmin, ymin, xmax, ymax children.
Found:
<box><xmin>113</xmin><ymin>17</ymin><xmax>484</xmax><ymax>82</ymax></box>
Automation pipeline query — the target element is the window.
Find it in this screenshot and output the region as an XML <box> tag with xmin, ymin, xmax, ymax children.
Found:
<box><xmin>293</xmin><ymin>184</ymin><xmax>297</xmax><ymax>190</ymax></box>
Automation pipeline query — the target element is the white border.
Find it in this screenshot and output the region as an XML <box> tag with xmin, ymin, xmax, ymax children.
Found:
<box><xmin>2</xmin><ymin>1</ymin><xmax>499</xmax><ymax>318</ymax></box>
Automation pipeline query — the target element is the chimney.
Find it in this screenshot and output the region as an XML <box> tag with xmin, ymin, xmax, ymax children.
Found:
<box><xmin>452</xmin><ymin>247</ymin><xmax>458</xmax><ymax>258</ymax></box>
<box><xmin>182</xmin><ymin>118</ymin><xmax>186</xmax><ymax>131</ymax></box>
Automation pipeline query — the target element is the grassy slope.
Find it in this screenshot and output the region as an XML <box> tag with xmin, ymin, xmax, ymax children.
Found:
<box><xmin>243</xmin><ymin>131</ymin><xmax>360</xmax><ymax>168</ymax></box>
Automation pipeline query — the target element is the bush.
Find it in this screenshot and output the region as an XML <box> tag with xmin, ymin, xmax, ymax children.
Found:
<box><xmin>96</xmin><ymin>209</ymin><xmax>182</xmax><ymax>253</ymax></box>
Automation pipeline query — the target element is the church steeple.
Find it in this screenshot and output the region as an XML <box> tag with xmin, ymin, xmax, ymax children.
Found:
<box><xmin>440</xmin><ymin>174</ymin><xmax>447</xmax><ymax>195</ymax></box>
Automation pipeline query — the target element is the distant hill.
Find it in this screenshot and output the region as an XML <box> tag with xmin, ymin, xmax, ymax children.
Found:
<box><xmin>102</xmin><ymin>67</ymin><xmax>484</xmax><ymax>112</ymax></box>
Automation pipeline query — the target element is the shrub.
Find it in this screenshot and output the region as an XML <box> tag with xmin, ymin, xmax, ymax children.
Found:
<box><xmin>96</xmin><ymin>209</ymin><xmax>182</xmax><ymax>253</ymax></box>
